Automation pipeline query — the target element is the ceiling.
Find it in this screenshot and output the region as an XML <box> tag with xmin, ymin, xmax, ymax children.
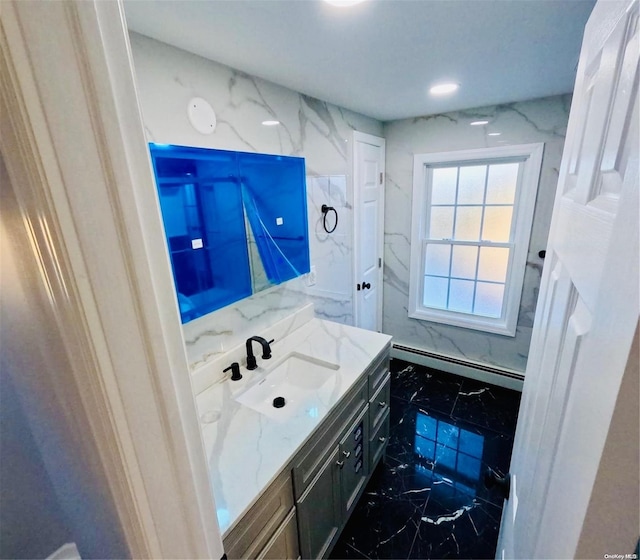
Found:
<box><xmin>124</xmin><ymin>0</ymin><xmax>595</xmax><ymax>122</ymax></box>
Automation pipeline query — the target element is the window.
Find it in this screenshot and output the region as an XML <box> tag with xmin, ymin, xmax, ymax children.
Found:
<box><xmin>409</xmin><ymin>144</ymin><xmax>544</xmax><ymax>336</ymax></box>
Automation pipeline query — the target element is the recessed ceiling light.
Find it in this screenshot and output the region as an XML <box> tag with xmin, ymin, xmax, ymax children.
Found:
<box><xmin>323</xmin><ymin>0</ymin><xmax>368</xmax><ymax>6</ymax></box>
<box><xmin>488</xmin><ymin>132</ymin><xmax>501</xmax><ymax>136</ymax></box>
<box><xmin>262</xmin><ymin>120</ymin><xmax>280</xmax><ymax>126</ymax></box>
<box><xmin>470</xmin><ymin>120</ymin><xmax>489</xmax><ymax>126</ymax></box>
<box><xmin>429</xmin><ymin>83</ymin><xmax>459</xmax><ymax>96</ymax></box>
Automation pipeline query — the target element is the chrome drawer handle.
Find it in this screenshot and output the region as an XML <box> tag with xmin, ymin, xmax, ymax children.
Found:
<box><xmin>378</xmin><ymin>436</ymin><xmax>386</xmax><ymax>443</ymax></box>
<box><xmin>378</xmin><ymin>401</ymin><xmax>387</xmax><ymax>408</ymax></box>
<box><xmin>342</xmin><ymin>450</ymin><xmax>351</xmax><ymax>458</ymax></box>
<box><xmin>336</xmin><ymin>460</ymin><xmax>345</xmax><ymax>468</ymax></box>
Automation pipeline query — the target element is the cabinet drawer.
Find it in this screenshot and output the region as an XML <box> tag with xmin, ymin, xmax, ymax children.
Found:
<box><xmin>369</xmin><ymin>409</ymin><xmax>390</xmax><ymax>471</ymax></box>
<box><xmin>367</xmin><ymin>348</ymin><xmax>391</xmax><ymax>398</ymax></box>
<box><xmin>257</xmin><ymin>508</ymin><xmax>299</xmax><ymax>560</ymax></box>
<box><xmin>292</xmin><ymin>378</ymin><xmax>368</xmax><ymax>499</ymax></box>
<box><xmin>224</xmin><ymin>472</ymin><xmax>294</xmax><ymax>560</ymax></box>
<box><xmin>369</xmin><ymin>372</ymin><xmax>391</xmax><ymax>435</ymax></box>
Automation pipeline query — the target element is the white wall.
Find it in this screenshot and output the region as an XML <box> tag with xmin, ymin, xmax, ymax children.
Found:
<box><xmin>0</xmin><ymin>372</ymin><xmax>73</xmax><ymax>559</ymax></box>
<box><xmin>129</xmin><ymin>33</ymin><xmax>383</xmax><ymax>370</ymax></box>
<box><xmin>383</xmin><ymin>95</ymin><xmax>571</xmax><ymax>372</ymax></box>
<box><xmin>0</xmin><ymin>153</ymin><xmax>128</xmax><ymax>559</ymax></box>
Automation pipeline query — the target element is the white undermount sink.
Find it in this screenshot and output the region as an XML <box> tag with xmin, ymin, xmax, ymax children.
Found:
<box><xmin>235</xmin><ymin>352</ymin><xmax>339</xmax><ymax>416</ymax></box>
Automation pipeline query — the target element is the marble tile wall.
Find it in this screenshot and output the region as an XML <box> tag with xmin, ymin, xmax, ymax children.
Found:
<box><xmin>382</xmin><ymin>95</ymin><xmax>571</xmax><ymax>373</ymax></box>
<box><xmin>128</xmin><ymin>33</ymin><xmax>382</xmax><ymax>369</ymax></box>
<box><xmin>306</xmin><ymin>174</ymin><xmax>353</xmax><ymax>323</ymax></box>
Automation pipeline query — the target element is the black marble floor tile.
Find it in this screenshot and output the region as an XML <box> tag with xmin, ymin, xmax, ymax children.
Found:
<box><xmin>329</xmin><ymin>478</ymin><xmax>423</xmax><ymax>559</ymax></box>
<box><xmin>330</xmin><ymin>361</ymin><xmax>520</xmax><ymax>560</ymax></box>
<box><xmin>391</xmin><ymin>360</ymin><xmax>464</xmax><ymax>416</ymax></box>
<box><xmin>451</xmin><ymin>378</ymin><xmax>522</xmax><ymax>436</ymax></box>
<box><xmin>370</xmin><ymin>456</ymin><xmax>433</xmax><ymax>508</ymax></box>
<box><xmin>409</xmin><ymin>491</ymin><xmax>503</xmax><ymax>559</ymax></box>
<box><xmin>390</xmin><ymin>404</ymin><xmax>515</xmax><ymax>508</ymax></box>
<box><xmin>385</xmin><ymin>397</ymin><xmax>426</xmax><ymax>468</ymax></box>
<box><xmin>328</xmin><ymin>540</ymin><xmax>369</xmax><ymax>559</ymax></box>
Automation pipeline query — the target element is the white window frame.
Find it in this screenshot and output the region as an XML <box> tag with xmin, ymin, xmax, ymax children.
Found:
<box><xmin>409</xmin><ymin>143</ymin><xmax>544</xmax><ymax>336</ymax></box>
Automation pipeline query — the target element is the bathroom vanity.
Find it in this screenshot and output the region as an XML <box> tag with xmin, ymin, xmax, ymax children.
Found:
<box><xmin>194</xmin><ymin>305</ymin><xmax>392</xmax><ymax>559</ymax></box>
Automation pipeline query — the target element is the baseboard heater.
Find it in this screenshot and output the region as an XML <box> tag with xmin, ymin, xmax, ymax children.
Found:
<box><xmin>391</xmin><ymin>343</ymin><xmax>525</xmax><ymax>391</ymax></box>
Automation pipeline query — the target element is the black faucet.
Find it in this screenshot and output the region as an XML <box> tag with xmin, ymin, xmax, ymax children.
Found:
<box><xmin>245</xmin><ymin>336</ymin><xmax>274</xmax><ymax>370</ymax></box>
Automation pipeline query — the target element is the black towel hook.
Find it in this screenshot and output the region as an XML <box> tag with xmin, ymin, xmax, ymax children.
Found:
<box><xmin>321</xmin><ymin>204</ymin><xmax>338</xmax><ymax>234</ymax></box>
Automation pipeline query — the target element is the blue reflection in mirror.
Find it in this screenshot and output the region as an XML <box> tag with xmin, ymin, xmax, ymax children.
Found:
<box><xmin>239</xmin><ymin>152</ymin><xmax>310</xmax><ymax>284</ymax></box>
<box><xmin>150</xmin><ymin>145</ymin><xmax>252</xmax><ymax>322</ymax></box>
<box><xmin>149</xmin><ymin>144</ymin><xmax>310</xmax><ymax>323</ymax></box>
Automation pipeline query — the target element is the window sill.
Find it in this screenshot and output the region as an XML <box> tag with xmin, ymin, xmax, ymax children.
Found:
<box><xmin>408</xmin><ymin>307</ymin><xmax>517</xmax><ymax>337</ymax></box>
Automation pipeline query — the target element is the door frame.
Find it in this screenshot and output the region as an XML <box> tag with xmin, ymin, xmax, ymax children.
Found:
<box><xmin>0</xmin><ymin>1</ymin><xmax>223</xmax><ymax>557</ymax></box>
<box><xmin>352</xmin><ymin>131</ymin><xmax>386</xmax><ymax>331</ymax></box>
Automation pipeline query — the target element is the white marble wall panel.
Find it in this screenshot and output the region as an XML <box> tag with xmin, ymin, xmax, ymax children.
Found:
<box><xmin>305</xmin><ymin>174</ymin><xmax>354</xmax><ymax>324</ymax></box>
<box><xmin>129</xmin><ymin>33</ymin><xmax>382</xmax><ymax>368</ymax></box>
<box><xmin>183</xmin><ymin>276</ymin><xmax>309</xmax><ymax>371</ymax></box>
<box><xmin>190</xmin><ymin>303</ymin><xmax>315</xmax><ymax>395</ymax></box>
<box><xmin>383</xmin><ymin>95</ymin><xmax>571</xmax><ymax>373</ymax></box>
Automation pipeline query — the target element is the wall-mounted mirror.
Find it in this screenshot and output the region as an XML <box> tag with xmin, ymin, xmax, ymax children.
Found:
<box><xmin>149</xmin><ymin>144</ymin><xmax>310</xmax><ymax>323</ymax></box>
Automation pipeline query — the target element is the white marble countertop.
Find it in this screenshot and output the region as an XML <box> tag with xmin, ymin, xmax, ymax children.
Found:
<box><xmin>195</xmin><ymin>315</ymin><xmax>392</xmax><ymax>535</ymax></box>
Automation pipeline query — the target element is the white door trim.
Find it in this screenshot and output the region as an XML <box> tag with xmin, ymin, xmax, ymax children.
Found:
<box><xmin>352</xmin><ymin>131</ymin><xmax>385</xmax><ymax>331</ymax></box>
<box><xmin>1</xmin><ymin>1</ymin><xmax>223</xmax><ymax>558</ymax></box>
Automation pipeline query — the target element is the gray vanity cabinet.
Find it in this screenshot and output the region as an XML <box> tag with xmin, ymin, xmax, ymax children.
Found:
<box><xmin>296</xmin><ymin>446</ymin><xmax>342</xmax><ymax>559</ymax></box>
<box><xmin>369</xmin><ymin>373</ymin><xmax>391</xmax><ymax>434</ymax></box>
<box><xmin>367</xmin><ymin>362</ymin><xmax>391</xmax><ymax>475</ymax></box>
<box><xmin>338</xmin><ymin>406</ymin><xmax>369</xmax><ymax>520</ymax></box>
<box><xmin>293</xmin><ymin>378</ymin><xmax>369</xmax><ymax>559</ymax></box>
<box><xmin>257</xmin><ymin>509</ymin><xmax>300</xmax><ymax>560</ymax></box>
<box><xmin>223</xmin><ymin>472</ymin><xmax>297</xmax><ymax>560</ymax></box>
<box><xmin>294</xmin><ymin>349</ymin><xmax>390</xmax><ymax>559</ymax></box>
<box><xmin>296</xmin><ymin>405</ymin><xmax>369</xmax><ymax>558</ymax></box>
<box><xmin>369</xmin><ymin>405</ymin><xmax>390</xmax><ymax>470</ymax></box>
<box><xmin>223</xmin><ymin>346</ymin><xmax>391</xmax><ymax>560</ymax></box>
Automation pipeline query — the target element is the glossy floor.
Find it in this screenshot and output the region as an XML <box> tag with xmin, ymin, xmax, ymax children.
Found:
<box><xmin>329</xmin><ymin>359</ymin><xmax>521</xmax><ymax>560</ymax></box>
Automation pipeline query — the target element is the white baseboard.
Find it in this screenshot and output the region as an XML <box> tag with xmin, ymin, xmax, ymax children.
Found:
<box><xmin>391</xmin><ymin>343</ymin><xmax>524</xmax><ymax>392</ymax></box>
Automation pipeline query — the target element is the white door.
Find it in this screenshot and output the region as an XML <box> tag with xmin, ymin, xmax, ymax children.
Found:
<box><xmin>353</xmin><ymin>132</ymin><xmax>385</xmax><ymax>331</ymax></box>
<box><xmin>498</xmin><ymin>1</ymin><xmax>639</xmax><ymax>558</ymax></box>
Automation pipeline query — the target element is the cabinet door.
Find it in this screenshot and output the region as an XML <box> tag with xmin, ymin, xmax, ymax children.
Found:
<box><xmin>224</xmin><ymin>472</ymin><xmax>295</xmax><ymax>560</ymax></box>
<box><xmin>257</xmin><ymin>509</ymin><xmax>299</xmax><ymax>560</ymax></box>
<box><xmin>338</xmin><ymin>406</ymin><xmax>369</xmax><ymax>520</ymax></box>
<box><xmin>369</xmin><ymin>409</ymin><xmax>390</xmax><ymax>472</ymax></box>
<box><xmin>369</xmin><ymin>372</ymin><xmax>391</xmax><ymax>435</ymax></box>
<box><xmin>367</xmin><ymin>349</ymin><xmax>390</xmax><ymax>396</ymax></box>
<box><xmin>297</xmin><ymin>447</ymin><xmax>341</xmax><ymax>559</ymax></box>
<box><xmin>292</xmin><ymin>379</ymin><xmax>368</xmax><ymax>500</ymax></box>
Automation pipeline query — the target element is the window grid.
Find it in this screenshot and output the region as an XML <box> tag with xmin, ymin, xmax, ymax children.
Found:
<box><xmin>470</xmin><ymin>165</ymin><xmax>490</xmax><ymax>313</ymax></box>
<box><xmin>422</xmin><ymin>241</ymin><xmax>513</xmax><ymax>318</ymax></box>
<box><xmin>430</xmin><ymin>203</ymin><xmax>514</xmax><ymax>207</ymax></box>
<box><xmin>425</xmin><ymin>270</ymin><xmax>508</xmax><ymax>285</ymax></box>
<box><xmin>425</xmin><ymin>162</ymin><xmax>516</xmax><ymax>318</ymax></box>
<box><xmin>445</xmin><ymin>242</ymin><xmax>453</xmax><ymax>308</ymax></box>
<box><xmin>410</xmin><ymin>144</ymin><xmax>544</xmax><ymax>336</ymax></box>
<box><xmin>443</xmin><ymin>167</ymin><xmax>461</xmax><ymax>308</ymax></box>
